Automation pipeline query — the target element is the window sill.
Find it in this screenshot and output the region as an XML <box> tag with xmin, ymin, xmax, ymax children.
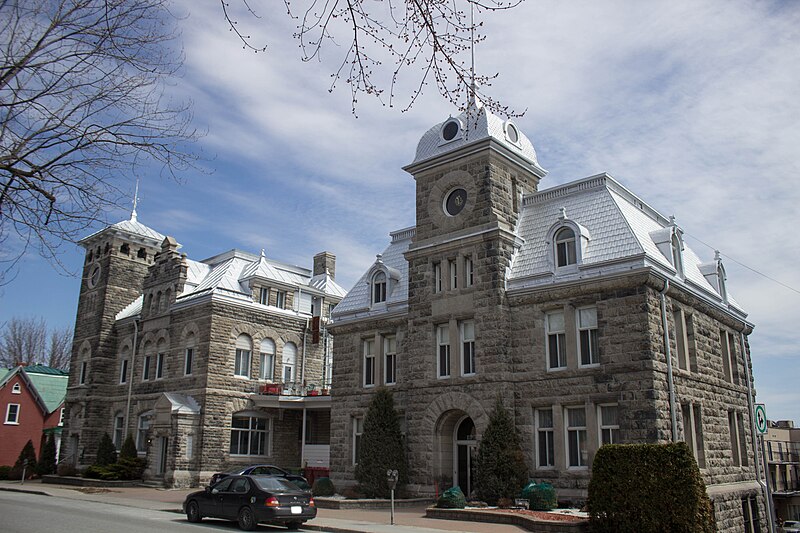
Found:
<box><xmin>547</xmin><ymin>366</ymin><xmax>568</xmax><ymax>373</ymax></box>
<box><xmin>233</xmin><ymin>374</ymin><xmax>251</xmax><ymax>380</ymax></box>
<box><xmin>4</xmin><ymin>421</ymin><xmax>20</xmax><ymax>425</ymax></box>
<box><xmin>578</xmin><ymin>363</ymin><xmax>600</xmax><ymax>369</ymax></box>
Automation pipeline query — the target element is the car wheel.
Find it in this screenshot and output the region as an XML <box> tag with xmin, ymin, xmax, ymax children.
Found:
<box><xmin>186</xmin><ymin>501</ymin><xmax>202</xmax><ymax>523</ymax></box>
<box><xmin>238</xmin><ymin>506</ymin><xmax>257</xmax><ymax>531</ymax></box>
<box><xmin>286</xmin><ymin>521</ymin><xmax>302</xmax><ymax>530</ymax></box>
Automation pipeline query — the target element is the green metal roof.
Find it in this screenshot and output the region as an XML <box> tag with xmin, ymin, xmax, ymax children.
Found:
<box><xmin>24</xmin><ymin>366</ymin><xmax>68</xmax><ymax>413</ymax></box>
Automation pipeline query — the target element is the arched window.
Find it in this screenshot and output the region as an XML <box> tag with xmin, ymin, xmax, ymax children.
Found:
<box><xmin>234</xmin><ymin>334</ymin><xmax>252</xmax><ymax>378</ymax></box>
<box><xmin>12</xmin><ymin>383</ymin><xmax>21</xmax><ymax>394</ymax></box>
<box><xmin>282</xmin><ymin>342</ymin><xmax>297</xmax><ymax>384</ymax></box>
<box><xmin>142</xmin><ymin>340</ymin><xmax>154</xmax><ymax>381</ymax></box>
<box><xmin>372</xmin><ymin>271</ymin><xmax>387</xmax><ymax>304</ymax></box>
<box><xmin>260</xmin><ymin>338</ymin><xmax>275</xmax><ymax>381</ymax></box>
<box><xmin>155</xmin><ymin>338</ymin><xmax>167</xmax><ymax>380</ymax></box>
<box><xmin>136</xmin><ymin>412</ymin><xmax>152</xmax><ymax>452</ymax></box>
<box><xmin>555</xmin><ymin>227</ymin><xmax>577</xmax><ymax>267</ymax></box>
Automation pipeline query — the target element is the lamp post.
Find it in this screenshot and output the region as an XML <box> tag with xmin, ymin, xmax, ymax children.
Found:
<box><xmin>386</xmin><ymin>469</ymin><xmax>399</xmax><ymax>525</ymax></box>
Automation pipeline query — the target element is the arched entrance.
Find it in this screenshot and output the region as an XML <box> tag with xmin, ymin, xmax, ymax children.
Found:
<box><xmin>435</xmin><ymin>410</ymin><xmax>477</xmax><ymax>498</ymax></box>
<box><xmin>453</xmin><ymin>416</ymin><xmax>477</xmax><ymax>497</ymax></box>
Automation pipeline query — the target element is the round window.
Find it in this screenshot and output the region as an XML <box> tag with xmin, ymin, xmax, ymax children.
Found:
<box><xmin>505</xmin><ymin>122</ymin><xmax>519</xmax><ymax>144</ymax></box>
<box><xmin>88</xmin><ymin>264</ymin><xmax>101</xmax><ymax>288</ymax></box>
<box><xmin>442</xmin><ymin>119</ymin><xmax>460</xmax><ymax>141</ymax></box>
<box><xmin>444</xmin><ymin>188</ymin><xmax>468</xmax><ymax>216</ymax></box>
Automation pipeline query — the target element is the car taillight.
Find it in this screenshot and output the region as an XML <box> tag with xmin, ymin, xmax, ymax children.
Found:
<box><xmin>308</xmin><ymin>497</ymin><xmax>315</xmax><ymax>507</ymax></box>
<box><xmin>265</xmin><ymin>496</ymin><xmax>280</xmax><ymax>507</ymax></box>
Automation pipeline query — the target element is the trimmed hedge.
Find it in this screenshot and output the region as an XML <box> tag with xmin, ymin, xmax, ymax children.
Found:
<box><xmin>588</xmin><ymin>442</ymin><xmax>715</xmax><ymax>533</ymax></box>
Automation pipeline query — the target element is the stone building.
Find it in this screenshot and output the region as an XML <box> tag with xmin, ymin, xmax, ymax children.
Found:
<box><xmin>765</xmin><ymin>420</ymin><xmax>800</xmax><ymax>523</ymax></box>
<box><xmin>329</xmin><ymin>99</ymin><xmax>764</xmax><ymax>532</ymax></box>
<box><xmin>62</xmin><ymin>211</ymin><xmax>344</xmax><ymax>486</ymax></box>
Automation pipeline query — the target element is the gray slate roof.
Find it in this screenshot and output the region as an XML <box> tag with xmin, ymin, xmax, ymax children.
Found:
<box><xmin>333</xmin><ymin>175</ymin><xmax>744</xmax><ymax>323</ymax></box>
<box><xmin>79</xmin><ymin>213</ymin><xmax>166</xmax><ymax>247</ymax></box>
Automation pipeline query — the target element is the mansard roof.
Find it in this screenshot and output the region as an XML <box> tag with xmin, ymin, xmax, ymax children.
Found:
<box><xmin>332</xmin><ymin>174</ymin><xmax>744</xmax><ymax>324</ymax></box>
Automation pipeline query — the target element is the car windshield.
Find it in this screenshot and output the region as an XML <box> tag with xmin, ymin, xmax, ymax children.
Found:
<box><xmin>252</xmin><ymin>476</ymin><xmax>301</xmax><ymax>492</ymax></box>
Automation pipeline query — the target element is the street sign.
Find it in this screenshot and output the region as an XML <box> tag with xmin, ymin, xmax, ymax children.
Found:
<box><xmin>755</xmin><ymin>404</ymin><xmax>767</xmax><ymax>434</ymax></box>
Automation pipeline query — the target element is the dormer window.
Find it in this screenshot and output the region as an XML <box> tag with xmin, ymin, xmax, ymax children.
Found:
<box><xmin>12</xmin><ymin>383</ymin><xmax>21</xmax><ymax>394</ymax></box>
<box><xmin>372</xmin><ymin>272</ymin><xmax>387</xmax><ymax>304</ymax></box>
<box><xmin>555</xmin><ymin>227</ymin><xmax>577</xmax><ymax>267</ymax></box>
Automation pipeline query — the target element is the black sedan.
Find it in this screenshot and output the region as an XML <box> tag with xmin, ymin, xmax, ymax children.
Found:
<box><xmin>210</xmin><ymin>464</ymin><xmax>310</xmax><ymax>490</ymax></box>
<box><xmin>183</xmin><ymin>475</ymin><xmax>316</xmax><ymax>530</ymax></box>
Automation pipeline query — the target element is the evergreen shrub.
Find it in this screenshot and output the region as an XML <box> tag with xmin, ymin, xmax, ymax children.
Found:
<box><xmin>312</xmin><ymin>477</ymin><xmax>336</xmax><ymax>497</ymax></box>
<box><xmin>436</xmin><ymin>486</ymin><xmax>466</xmax><ymax>509</ymax></box>
<box><xmin>588</xmin><ymin>442</ymin><xmax>715</xmax><ymax>533</ymax></box>
<box><xmin>0</xmin><ymin>465</ymin><xmax>11</xmax><ymax>479</ymax></box>
<box><xmin>474</xmin><ymin>398</ymin><xmax>528</xmax><ymax>505</ymax></box>
<box><xmin>353</xmin><ymin>387</ymin><xmax>408</xmax><ymax>498</ymax></box>
<box><xmin>95</xmin><ymin>433</ymin><xmax>117</xmax><ymax>466</ymax></box>
<box><xmin>37</xmin><ymin>433</ymin><xmax>57</xmax><ymax>475</ymax></box>
<box><xmin>521</xmin><ymin>481</ymin><xmax>557</xmax><ymax>511</ymax></box>
<box><xmin>11</xmin><ymin>440</ymin><xmax>37</xmax><ymax>479</ymax></box>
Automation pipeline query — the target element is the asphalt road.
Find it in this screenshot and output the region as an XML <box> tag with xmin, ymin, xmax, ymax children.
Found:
<box><xmin>0</xmin><ymin>491</ymin><xmax>303</xmax><ymax>533</ymax></box>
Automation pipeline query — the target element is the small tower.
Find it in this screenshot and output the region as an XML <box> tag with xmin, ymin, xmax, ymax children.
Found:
<box><xmin>63</xmin><ymin>210</ymin><xmax>164</xmax><ymax>465</ymax></box>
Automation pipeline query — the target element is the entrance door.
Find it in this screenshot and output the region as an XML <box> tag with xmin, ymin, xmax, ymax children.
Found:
<box><xmin>157</xmin><ymin>436</ymin><xmax>168</xmax><ymax>475</ymax></box>
<box><xmin>453</xmin><ymin>417</ymin><xmax>476</xmax><ymax>497</ymax></box>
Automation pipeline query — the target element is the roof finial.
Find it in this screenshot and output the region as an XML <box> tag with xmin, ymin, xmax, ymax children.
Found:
<box><xmin>131</xmin><ymin>179</ymin><xmax>140</xmax><ymax>221</ymax></box>
<box><xmin>469</xmin><ymin>0</ymin><xmax>476</xmax><ymax>103</ymax></box>
<box><xmin>714</xmin><ymin>250</ymin><xmax>721</xmax><ymax>262</ymax></box>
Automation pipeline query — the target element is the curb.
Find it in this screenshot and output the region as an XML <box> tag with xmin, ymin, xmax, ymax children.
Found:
<box><xmin>0</xmin><ymin>486</ymin><xmax>51</xmax><ymax>497</ymax></box>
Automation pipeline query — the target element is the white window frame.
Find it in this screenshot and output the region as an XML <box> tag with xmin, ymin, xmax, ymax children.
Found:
<box><xmin>535</xmin><ymin>407</ymin><xmax>555</xmax><ymax>469</ymax></box>
<box><xmin>184</xmin><ymin>347</ymin><xmax>194</xmax><ymax>376</ymax></box>
<box><xmin>460</xmin><ymin>320</ymin><xmax>475</xmax><ymax>376</ymax></box>
<box><xmin>598</xmin><ymin>404</ymin><xmax>619</xmax><ymax>445</ymax></box>
<box><xmin>372</xmin><ymin>272</ymin><xmax>387</xmax><ymax>304</ymax></box>
<box><xmin>229</xmin><ymin>415</ymin><xmax>272</xmax><ymax>457</ymax></box>
<box><xmin>260</xmin><ymin>339</ymin><xmax>275</xmax><ymax>381</ymax></box>
<box><xmin>352</xmin><ymin>416</ymin><xmax>364</xmax><ymax>465</ymax></box>
<box><xmin>449</xmin><ymin>258</ymin><xmax>458</xmax><ymax>290</ymax></box>
<box><xmin>275</xmin><ymin>290</ymin><xmax>286</xmax><ymax>309</ymax></box>
<box><xmin>5</xmin><ymin>403</ymin><xmax>20</xmax><ymax>424</ymax></box>
<box><xmin>136</xmin><ymin>413</ymin><xmax>152</xmax><ymax>453</ymax></box>
<box><xmin>155</xmin><ymin>352</ymin><xmax>165</xmax><ymax>380</ymax></box>
<box><xmin>113</xmin><ymin>414</ymin><xmax>125</xmax><ymax>448</ymax></box>
<box><xmin>433</xmin><ymin>262</ymin><xmax>442</xmax><ymax>293</ymax></box>
<box><xmin>577</xmin><ymin>307</ymin><xmax>599</xmax><ymax>367</ymax></box>
<box><xmin>363</xmin><ymin>339</ymin><xmax>376</xmax><ymax>387</ymax></box>
<box><xmin>59</xmin><ymin>407</ymin><xmax>64</xmax><ymax>426</ymax></box>
<box><xmin>565</xmin><ymin>406</ymin><xmax>588</xmax><ymax>468</ymax></box>
<box><xmin>142</xmin><ymin>355</ymin><xmax>152</xmax><ymax>381</ymax></box>
<box><xmin>282</xmin><ymin>342</ymin><xmax>297</xmax><ymax>384</ymax></box>
<box><xmin>464</xmin><ymin>256</ymin><xmax>474</xmax><ymax>287</ymax></box>
<box><xmin>259</xmin><ymin>287</ymin><xmax>269</xmax><ymax>305</ymax></box>
<box><xmin>384</xmin><ymin>335</ymin><xmax>397</xmax><ymax>385</ymax></box>
<box><xmin>120</xmin><ymin>358</ymin><xmax>129</xmax><ymax>384</ymax></box>
<box><xmin>12</xmin><ymin>383</ymin><xmax>21</xmax><ymax>394</ymax></box>
<box><xmin>437</xmin><ymin>324</ymin><xmax>451</xmax><ymax>378</ymax></box>
<box><xmin>546</xmin><ymin>311</ymin><xmax>567</xmax><ymax>370</ymax></box>
<box><xmin>555</xmin><ymin>227</ymin><xmax>577</xmax><ymax>268</ymax></box>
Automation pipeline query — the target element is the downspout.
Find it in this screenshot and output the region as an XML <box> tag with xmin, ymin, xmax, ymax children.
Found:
<box><xmin>743</xmin><ymin>331</ymin><xmax>776</xmax><ymax>533</ymax></box>
<box><xmin>659</xmin><ymin>279</ymin><xmax>678</xmax><ymax>442</ymax></box>
<box><xmin>301</xmin><ymin>317</ymin><xmax>309</xmax><ymax>387</ymax></box>
<box><xmin>125</xmin><ymin>318</ymin><xmax>139</xmax><ymax>439</ymax></box>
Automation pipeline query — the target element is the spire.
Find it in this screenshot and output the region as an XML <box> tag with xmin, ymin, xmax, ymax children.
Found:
<box><xmin>131</xmin><ymin>179</ymin><xmax>140</xmax><ymax>222</ymax></box>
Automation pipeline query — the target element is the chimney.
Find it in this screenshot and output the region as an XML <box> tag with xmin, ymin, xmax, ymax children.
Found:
<box><xmin>313</xmin><ymin>252</ymin><xmax>336</xmax><ymax>279</ymax></box>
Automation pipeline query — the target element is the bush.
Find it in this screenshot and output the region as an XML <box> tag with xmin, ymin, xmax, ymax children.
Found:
<box><xmin>37</xmin><ymin>433</ymin><xmax>57</xmax><ymax>476</ymax></box>
<box><xmin>474</xmin><ymin>398</ymin><xmax>528</xmax><ymax>505</ymax></box>
<box><xmin>588</xmin><ymin>442</ymin><xmax>715</xmax><ymax>533</ymax></box>
<box><xmin>0</xmin><ymin>465</ymin><xmax>11</xmax><ymax>480</ymax></box>
<box><xmin>11</xmin><ymin>440</ymin><xmax>38</xmax><ymax>479</ymax></box>
<box><xmin>119</xmin><ymin>434</ymin><xmax>138</xmax><ymax>460</ymax></box>
<box><xmin>521</xmin><ymin>481</ymin><xmax>557</xmax><ymax>511</ymax></box>
<box><xmin>436</xmin><ymin>486</ymin><xmax>466</xmax><ymax>509</ymax></box>
<box><xmin>354</xmin><ymin>387</ymin><xmax>408</xmax><ymax>498</ymax></box>
<box><xmin>312</xmin><ymin>477</ymin><xmax>336</xmax><ymax>497</ymax></box>
<box><xmin>95</xmin><ymin>433</ymin><xmax>117</xmax><ymax>467</ymax></box>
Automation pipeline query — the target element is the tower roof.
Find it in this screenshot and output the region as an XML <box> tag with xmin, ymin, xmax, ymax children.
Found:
<box><xmin>78</xmin><ymin>213</ymin><xmax>166</xmax><ymax>249</ymax></box>
<box><xmin>406</xmin><ymin>98</ymin><xmax>545</xmax><ymax>175</ymax></box>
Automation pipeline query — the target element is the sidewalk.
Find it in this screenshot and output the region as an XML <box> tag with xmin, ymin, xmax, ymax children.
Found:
<box><xmin>0</xmin><ymin>480</ymin><xmax>525</xmax><ymax>533</ymax></box>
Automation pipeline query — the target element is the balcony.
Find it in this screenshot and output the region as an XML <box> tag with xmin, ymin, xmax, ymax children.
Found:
<box><xmin>253</xmin><ymin>381</ymin><xmax>330</xmax><ymax>397</ymax></box>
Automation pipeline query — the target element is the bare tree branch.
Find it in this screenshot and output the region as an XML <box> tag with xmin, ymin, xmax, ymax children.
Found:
<box><xmin>219</xmin><ymin>0</ymin><xmax>524</xmax><ymax>116</ymax></box>
<box><xmin>0</xmin><ymin>0</ymin><xmax>200</xmax><ymax>285</ymax></box>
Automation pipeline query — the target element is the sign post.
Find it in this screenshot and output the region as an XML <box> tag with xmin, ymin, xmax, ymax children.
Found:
<box><xmin>387</xmin><ymin>469</ymin><xmax>398</xmax><ymax>525</ymax></box>
<box><xmin>755</xmin><ymin>404</ymin><xmax>776</xmax><ymax>533</ymax></box>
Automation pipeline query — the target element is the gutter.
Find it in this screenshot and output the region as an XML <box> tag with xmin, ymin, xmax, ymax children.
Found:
<box><xmin>659</xmin><ymin>279</ymin><xmax>678</xmax><ymax>442</ymax></box>
<box><xmin>125</xmin><ymin>318</ymin><xmax>139</xmax><ymax>439</ymax></box>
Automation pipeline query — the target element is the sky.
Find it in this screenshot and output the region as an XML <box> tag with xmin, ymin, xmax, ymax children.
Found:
<box><xmin>1</xmin><ymin>0</ymin><xmax>798</xmax><ymax>421</ymax></box>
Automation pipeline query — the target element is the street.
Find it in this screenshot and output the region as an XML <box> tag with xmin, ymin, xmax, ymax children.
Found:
<box><xmin>0</xmin><ymin>491</ymin><xmax>301</xmax><ymax>533</ymax></box>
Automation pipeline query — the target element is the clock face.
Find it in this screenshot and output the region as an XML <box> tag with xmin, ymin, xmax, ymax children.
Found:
<box><xmin>88</xmin><ymin>264</ymin><xmax>101</xmax><ymax>288</ymax></box>
<box><xmin>444</xmin><ymin>188</ymin><xmax>467</xmax><ymax>216</ymax></box>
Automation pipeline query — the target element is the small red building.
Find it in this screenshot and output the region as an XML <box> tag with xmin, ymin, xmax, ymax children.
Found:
<box><xmin>0</xmin><ymin>365</ymin><xmax>68</xmax><ymax>467</ymax></box>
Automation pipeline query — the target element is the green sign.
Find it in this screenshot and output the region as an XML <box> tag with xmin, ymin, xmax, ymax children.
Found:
<box><xmin>755</xmin><ymin>404</ymin><xmax>767</xmax><ymax>434</ymax></box>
